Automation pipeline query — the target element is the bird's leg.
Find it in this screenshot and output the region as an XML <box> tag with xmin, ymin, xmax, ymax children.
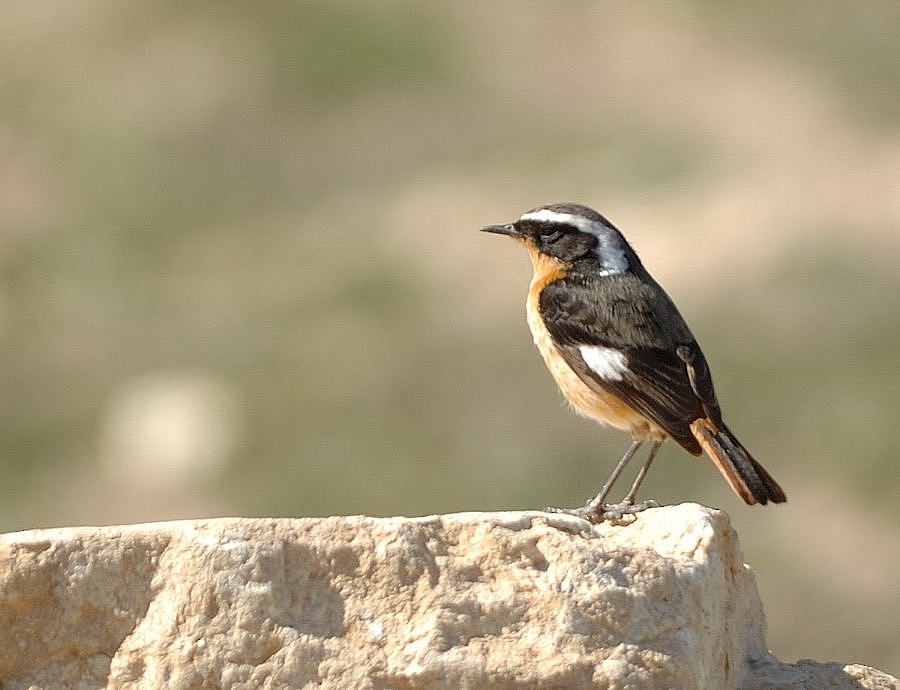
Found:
<box><xmin>600</xmin><ymin>439</ymin><xmax>663</xmax><ymax>521</ymax></box>
<box><xmin>582</xmin><ymin>439</ymin><xmax>643</xmax><ymax>514</ymax></box>
<box><xmin>622</xmin><ymin>438</ymin><xmax>663</xmax><ymax>504</ymax></box>
<box><xmin>544</xmin><ymin>439</ymin><xmax>643</xmax><ymax>521</ymax></box>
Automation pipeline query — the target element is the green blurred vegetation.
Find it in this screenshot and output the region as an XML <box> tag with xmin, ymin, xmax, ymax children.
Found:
<box><xmin>1</xmin><ymin>1</ymin><xmax>898</xmax><ymax>675</ymax></box>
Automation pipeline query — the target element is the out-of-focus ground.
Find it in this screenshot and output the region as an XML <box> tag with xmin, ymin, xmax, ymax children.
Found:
<box><xmin>1</xmin><ymin>2</ymin><xmax>898</xmax><ymax>674</ymax></box>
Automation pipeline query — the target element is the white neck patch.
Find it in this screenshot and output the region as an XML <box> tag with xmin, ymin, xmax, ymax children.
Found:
<box><xmin>519</xmin><ymin>208</ymin><xmax>630</xmax><ymax>275</ymax></box>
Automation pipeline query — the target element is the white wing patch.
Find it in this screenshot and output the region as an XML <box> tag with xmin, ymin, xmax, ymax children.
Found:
<box><xmin>579</xmin><ymin>345</ymin><xmax>629</xmax><ymax>381</ymax></box>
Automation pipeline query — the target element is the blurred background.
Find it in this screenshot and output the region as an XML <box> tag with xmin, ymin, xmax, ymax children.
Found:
<box><xmin>1</xmin><ymin>0</ymin><xmax>898</xmax><ymax>674</ymax></box>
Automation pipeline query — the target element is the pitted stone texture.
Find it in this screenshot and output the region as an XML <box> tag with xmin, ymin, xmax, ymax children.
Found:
<box><xmin>0</xmin><ymin>504</ymin><xmax>895</xmax><ymax>689</ymax></box>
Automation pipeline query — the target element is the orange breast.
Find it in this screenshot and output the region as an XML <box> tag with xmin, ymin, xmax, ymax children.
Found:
<box><xmin>523</xmin><ymin>245</ymin><xmax>661</xmax><ymax>442</ymax></box>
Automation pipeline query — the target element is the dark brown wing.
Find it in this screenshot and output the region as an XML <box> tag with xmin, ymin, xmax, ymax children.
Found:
<box><xmin>540</xmin><ymin>274</ymin><xmax>722</xmax><ymax>454</ymax></box>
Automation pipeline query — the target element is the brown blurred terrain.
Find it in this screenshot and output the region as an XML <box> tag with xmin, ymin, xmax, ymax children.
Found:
<box><xmin>1</xmin><ymin>1</ymin><xmax>898</xmax><ymax>675</ymax></box>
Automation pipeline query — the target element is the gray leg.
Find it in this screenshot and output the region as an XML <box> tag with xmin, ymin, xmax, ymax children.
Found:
<box><xmin>622</xmin><ymin>439</ymin><xmax>664</xmax><ymax>504</ymax></box>
<box><xmin>583</xmin><ymin>439</ymin><xmax>643</xmax><ymax>514</ymax></box>
<box><xmin>544</xmin><ymin>439</ymin><xmax>645</xmax><ymax>521</ymax></box>
<box><xmin>598</xmin><ymin>440</ymin><xmax>664</xmax><ymax>521</ymax></box>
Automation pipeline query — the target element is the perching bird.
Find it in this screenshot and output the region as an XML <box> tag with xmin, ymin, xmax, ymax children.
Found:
<box><xmin>482</xmin><ymin>202</ymin><xmax>785</xmax><ymax>521</ymax></box>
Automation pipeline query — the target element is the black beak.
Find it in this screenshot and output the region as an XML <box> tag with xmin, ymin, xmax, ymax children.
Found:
<box><xmin>480</xmin><ymin>223</ymin><xmax>520</xmax><ymax>237</ymax></box>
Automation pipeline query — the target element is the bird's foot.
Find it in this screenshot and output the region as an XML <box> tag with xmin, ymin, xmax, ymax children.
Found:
<box><xmin>544</xmin><ymin>498</ymin><xmax>659</xmax><ymax>525</ymax></box>
<box><xmin>598</xmin><ymin>499</ymin><xmax>659</xmax><ymax>523</ymax></box>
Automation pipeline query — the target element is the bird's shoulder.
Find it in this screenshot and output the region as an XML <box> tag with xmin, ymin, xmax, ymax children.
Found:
<box><xmin>538</xmin><ymin>272</ymin><xmax>692</xmax><ymax>350</ymax></box>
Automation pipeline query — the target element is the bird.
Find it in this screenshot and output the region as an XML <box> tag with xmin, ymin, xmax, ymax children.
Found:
<box><xmin>481</xmin><ymin>202</ymin><xmax>785</xmax><ymax>521</ymax></box>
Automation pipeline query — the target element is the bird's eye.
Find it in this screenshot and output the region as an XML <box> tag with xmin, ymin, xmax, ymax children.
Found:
<box><xmin>542</xmin><ymin>229</ymin><xmax>564</xmax><ymax>244</ymax></box>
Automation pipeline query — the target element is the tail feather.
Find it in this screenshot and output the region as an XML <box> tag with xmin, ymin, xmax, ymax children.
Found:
<box><xmin>690</xmin><ymin>418</ymin><xmax>786</xmax><ymax>505</ymax></box>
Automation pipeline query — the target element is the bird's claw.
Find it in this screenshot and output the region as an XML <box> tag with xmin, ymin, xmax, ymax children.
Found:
<box><xmin>544</xmin><ymin>499</ymin><xmax>659</xmax><ymax>525</ymax></box>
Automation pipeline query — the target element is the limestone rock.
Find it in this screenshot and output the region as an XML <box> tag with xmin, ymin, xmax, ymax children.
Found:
<box><xmin>0</xmin><ymin>503</ymin><xmax>895</xmax><ymax>689</ymax></box>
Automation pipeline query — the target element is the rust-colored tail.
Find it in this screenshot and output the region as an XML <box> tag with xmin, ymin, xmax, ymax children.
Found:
<box><xmin>690</xmin><ymin>418</ymin><xmax>786</xmax><ymax>505</ymax></box>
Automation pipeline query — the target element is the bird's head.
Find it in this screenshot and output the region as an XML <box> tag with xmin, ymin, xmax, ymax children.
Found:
<box><xmin>481</xmin><ymin>202</ymin><xmax>634</xmax><ymax>276</ymax></box>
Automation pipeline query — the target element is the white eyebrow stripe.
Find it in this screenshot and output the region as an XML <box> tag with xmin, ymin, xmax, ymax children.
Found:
<box><xmin>521</xmin><ymin>208</ymin><xmax>630</xmax><ymax>276</ymax></box>
<box><xmin>578</xmin><ymin>345</ymin><xmax>629</xmax><ymax>382</ymax></box>
<box><xmin>519</xmin><ymin>209</ymin><xmax>598</xmax><ymax>233</ymax></box>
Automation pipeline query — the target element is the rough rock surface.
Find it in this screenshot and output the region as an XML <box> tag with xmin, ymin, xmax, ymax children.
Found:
<box><xmin>0</xmin><ymin>503</ymin><xmax>895</xmax><ymax>690</ymax></box>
